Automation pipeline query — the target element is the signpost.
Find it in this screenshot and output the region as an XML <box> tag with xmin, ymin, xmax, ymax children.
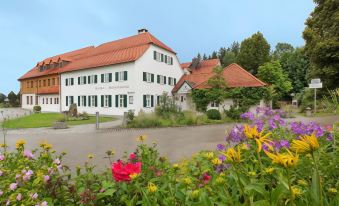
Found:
<box><xmin>309</xmin><ymin>79</ymin><xmax>323</xmax><ymax>113</ymax></box>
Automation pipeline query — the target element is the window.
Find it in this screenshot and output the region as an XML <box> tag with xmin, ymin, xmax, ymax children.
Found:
<box><xmin>42</xmin><ymin>98</ymin><xmax>44</xmax><ymax>104</ymax></box>
<box><xmin>66</xmin><ymin>96</ymin><xmax>74</xmax><ymax>106</ymax></box>
<box><xmin>129</xmin><ymin>96</ymin><xmax>133</xmax><ymax>104</ymax></box>
<box><xmin>46</xmin><ymin>97</ymin><xmax>48</xmax><ymax>104</ymax></box>
<box><xmin>48</xmin><ymin>79</ymin><xmax>51</xmax><ymax>86</ymax></box>
<box><xmin>115</xmin><ymin>94</ymin><xmax>127</xmax><ymax>108</ymax></box>
<box><xmin>180</xmin><ymin>96</ymin><xmax>184</xmax><ymax>102</ymax></box>
<box><xmin>143</xmin><ymin>95</ymin><xmax>154</xmax><ymax>108</ymax></box>
<box><xmin>43</xmin><ymin>80</ymin><xmax>46</xmax><ymax>87</ymax></box>
<box><xmin>39</xmin><ymin>80</ymin><xmax>41</xmax><ymax>87</ymax></box>
<box><xmin>52</xmin><ymin>78</ymin><xmax>55</xmax><ymax>85</ymax></box>
<box><xmin>30</xmin><ymin>96</ymin><xmax>33</xmax><ymax>105</ymax></box>
<box><xmin>78</xmin><ymin>76</ymin><xmax>87</xmax><ymax>85</ymax></box>
<box><xmin>115</xmin><ymin>71</ymin><xmax>127</xmax><ymax>81</ymax></box>
<box><xmin>143</xmin><ymin>72</ymin><xmax>154</xmax><ymax>83</ymax></box>
<box><xmin>157</xmin><ymin>75</ymin><xmax>166</xmax><ymax>84</ymax></box>
<box><xmin>31</xmin><ymin>81</ymin><xmax>33</xmax><ymax>88</ymax></box>
<box><xmin>153</xmin><ymin>51</ymin><xmax>173</xmax><ymax>65</ymax></box>
<box><xmin>211</xmin><ymin>101</ymin><xmax>219</xmax><ymax>107</ymax></box>
<box><xmin>50</xmin><ymin>98</ymin><xmax>52</xmax><ymax>104</ymax></box>
<box><xmin>88</xmin><ymin>75</ymin><xmax>97</xmax><ymax>84</ymax></box>
<box><xmin>26</xmin><ymin>96</ymin><xmax>29</xmax><ymax>104</ymax></box>
<box><xmin>65</xmin><ymin>78</ymin><xmax>74</xmax><ymax>86</ymax></box>
<box><xmin>101</xmin><ymin>95</ymin><xmax>112</xmax><ymax>107</ymax></box>
<box><xmin>156</xmin><ymin>95</ymin><xmax>163</xmax><ymax>106</ymax></box>
<box><xmin>88</xmin><ymin>95</ymin><xmax>97</xmax><ymax>107</ymax></box>
<box><xmin>78</xmin><ymin>95</ymin><xmax>86</xmax><ymax>107</ymax></box>
<box><xmin>168</xmin><ymin>77</ymin><xmax>176</xmax><ymax>86</ymax></box>
<box><xmin>101</xmin><ymin>73</ymin><xmax>112</xmax><ymax>83</ymax></box>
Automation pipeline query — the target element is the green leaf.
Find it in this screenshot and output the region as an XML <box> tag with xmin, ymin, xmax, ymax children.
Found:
<box><xmin>245</xmin><ymin>183</ymin><xmax>267</xmax><ymax>196</ymax></box>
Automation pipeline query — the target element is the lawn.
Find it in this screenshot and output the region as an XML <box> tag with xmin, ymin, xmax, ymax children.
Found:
<box><xmin>2</xmin><ymin>113</ymin><xmax>115</xmax><ymax>129</ymax></box>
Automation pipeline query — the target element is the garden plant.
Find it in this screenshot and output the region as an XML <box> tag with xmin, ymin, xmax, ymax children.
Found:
<box><xmin>0</xmin><ymin>107</ymin><xmax>338</xmax><ymax>205</ymax></box>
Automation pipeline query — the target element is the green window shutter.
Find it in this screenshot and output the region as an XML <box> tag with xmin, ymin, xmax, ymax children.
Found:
<box><xmin>115</xmin><ymin>72</ymin><xmax>119</xmax><ymax>81</ymax></box>
<box><xmin>157</xmin><ymin>75</ymin><xmax>160</xmax><ymax>83</ymax></box>
<box><xmin>95</xmin><ymin>96</ymin><xmax>98</xmax><ymax>107</ymax></box>
<box><xmin>151</xmin><ymin>95</ymin><xmax>154</xmax><ymax>107</ymax></box>
<box><xmin>115</xmin><ymin>95</ymin><xmax>118</xmax><ymax>107</ymax></box>
<box><xmin>101</xmin><ymin>95</ymin><xmax>104</xmax><ymax>107</ymax></box>
<box><xmin>66</xmin><ymin>79</ymin><xmax>68</xmax><ymax>86</ymax></box>
<box><xmin>161</xmin><ymin>54</ymin><xmax>164</xmax><ymax>62</ymax></box>
<box><xmin>84</xmin><ymin>96</ymin><xmax>87</xmax><ymax>106</ymax></box>
<box><xmin>78</xmin><ymin>96</ymin><xmax>80</xmax><ymax>106</ymax></box>
<box><xmin>157</xmin><ymin>95</ymin><xmax>160</xmax><ymax>106</ymax></box>
<box><xmin>153</xmin><ymin>51</ymin><xmax>156</xmax><ymax>60</ymax></box>
<box><xmin>71</xmin><ymin>96</ymin><xmax>74</xmax><ymax>104</ymax></box>
<box><xmin>174</xmin><ymin>78</ymin><xmax>177</xmax><ymax>85</ymax></box>
<box><xmin>164</xmin><ymin>76</ymin><xmax>167</xmax><ymax>84</ymax></box>
<box><xmin>143</xmin><ymin>95</ymin><xmax>146</xmax><ymax>107</ymax></box>
<box><xmin>108</xmin><ymin>95</ymin><xmax>112</xmax><ymax>107</ymax></box>
<box><xmin>84</xmin><ymin>76</ymin><xmax>87</xmax><ymax>84</ymax></box>
<box><xmin>143</xmin><ymin>72</ymin><xmax>146</xmax><ymax>81</ymax></box>
<box><xmin>109</xmin><ymin>73</ymin><xmax>113</xmax><ymax>82</ymax></box>
<box><xmin>88</xmin><ymin>96</ymin><xmax>91</xmax><ymax>107</ymax></box>
<box><xmin>151</xmin><ymin>74</ymin><xmax>154</xmax><ymax>82</ymax></box>
<box><xmin>88</xmin><ymin>76</ymin><xmax>90</xmax><ymax>84</ymax></box>
<box><xmin>164</xmin><ymin>55</ymin><xmax>167</xmax><ymax>63</ymax></box>
<box><xmin>94</xmin><ymin>75</ymin><xmax>97</xmax><ymax>83</ymax></box>
<box><xmin>78</xmin><ymin>77</ymin><xmax>80</xmax><ymax>85</ymax></box>
<box><xmin>101</xmin><ymin>74</ymin><xmax>104</xmax><ymax>83</ymax></box>
<box><xmin>124</xmin><ymin>71</ymin><xmax>127</xmax><ymax>80</ymax></box>
<box><xmin>66</xmin><ymin>96</ymin><xmax>68</xmax><ymax>106</ymax></box>
<box><xmin>123</xmin><ymin>95</ymin><xmax>127</xmax><ymax>107</ymax></box>
<box><xmin>71</xmin><ymin>78</ymin><xmax>74</xmax><ymax>85</ymax></box>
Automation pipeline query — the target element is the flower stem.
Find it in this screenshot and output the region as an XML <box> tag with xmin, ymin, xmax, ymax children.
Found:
<box><xmin>286</xmin><ymin>169</ymin><xmax>295</xmax><ymax>206</ymax></box>
<box><xmin>312</xmin><ymin>152</ymin><xmax>323</xmax><ymax>206</ymax></box>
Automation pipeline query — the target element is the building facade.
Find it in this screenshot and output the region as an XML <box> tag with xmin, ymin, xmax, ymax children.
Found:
<box><xmin>19</xmin><ymin>29</ymin><xmax>183</xmax><ymax>115</ymax></box>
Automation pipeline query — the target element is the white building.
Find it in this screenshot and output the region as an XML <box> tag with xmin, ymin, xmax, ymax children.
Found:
<box><xmin>19</xmin><ymin>29</ymin><xmax>183</xmax><ymax>115</ymax></box>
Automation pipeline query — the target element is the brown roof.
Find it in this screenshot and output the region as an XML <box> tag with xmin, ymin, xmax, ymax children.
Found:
<box><xmin>172</xmin><ymin>62</ymin><xmax>266</xmax><ymax>93</ymax></box>
<box><xmin>19</xmin><ymin>32</ymin><xmax>175</xmax><ymax>80</ymax></box>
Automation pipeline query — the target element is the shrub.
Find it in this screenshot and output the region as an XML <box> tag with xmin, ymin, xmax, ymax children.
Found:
<box><xmin>79</xmin><ymin>112</ymin><xmax>89</xmax><ymax>120</ymax></box>
<box><xmin>224</xmin><ymin>106</ymin><xmax>247</xmax><ymax>119</ymax></box>
<box><xmin>206</xmin><ymin>109</ymin><xmax>221</xmax><ymax>120</ymax></box>
<box><xmin>127</xmin><ymin>114</ymin><xmax>161</xmax><ymax>128</ymax></box>
<box><xmin>33</xmin><ymin>105</ymin><xmax>41</xmax><ymax>113</ymax></box>
<box><xmin>68</xmin><ymin>103</ymin><xmax>78</xmax><ymax>117</ymax></box>
<box><xmin>127</xmin><ymin>110</ymin><xmax>135</xmax><ymax>122</ymax></box>
<box><xmin>155</xmin><ymin>92</ymin><xmax>179</xmax><ymax>118</ymax></box>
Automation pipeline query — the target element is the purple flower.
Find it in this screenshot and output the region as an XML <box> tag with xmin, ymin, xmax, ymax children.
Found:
<box><xmin>252</xmin><ymin>119</ymin><xmax>264</xmax><ymax>132</ymax></box>
<box><xmin>215</xmin><ymin>163</ymin><xmax>231</xmax><ymax>173</ymax></box>
<box><xmin>0</xmin><ymin>154</ymin><xmax>4</xmax><ymax>161</ymax></box>
<box><xmin>57</xmin><ymin>165</ymin><xmax>63</xmax><ymax>172</ymax></box>
<box><xmin>226</xmin><ymin>124</ymin><xmax>245</xmax><ymax>143</ymax></box>
<box><xmin>16</xmin><ymin>193</ymin><xmax>22</xmax><ymax>201</ymax></box>
<box><xmin>24</xmin><ymin>150</ymin><xmax>34</xmax><ymax>159</ymax></box>
<box><xmin>240</xmin><ymin>112</ymin><xmax>255</xmax><ymax>121</ymax></box>
<box><xmin>41</xmin><ymin>201</ymin><xmax>48</xmax><ymax>206</ymax></box>
<box><xmin>31</xmin><ymin>193</ymin><xmax>38</xmax><ymax>199</ymax></box>
<box><xmin>0</xmin><ymin>170</ymin><xmax>3</xmax><ymax>177</ymax></box>
<box><xmin>262</xmin><ymin>144</ymin><xmax>269</xmax><ymax>151</ymax></box>
<box><xmin>54</xmin><ymin>158</ymin><xmax>61</xmax><ymax>165</ymax></box>
<box><xmin>44</xmin><ymin>175</ymin><xmax>50</xmax><ymax>183</ymax></box>
<box><xmin>23</xmin><ymin>170</ymin><xmax>34</xmax><ymax>181</ymax></box>
<box><xmin>326</xmin><ymin>133</ymin><xmax>334</xmax><ymax>141</ymax></box>
<box><xmin>279</xmin><ymin>139</ymin><xmax>290</xmax><ymax>148</ymax></box>
<box><xmin>216</xmin><ymin>144</ymin><xmax>225</xmax><ymax>151</ymax></box>
<box><xmin>218</xmin><ymin>155</ymin><xmax>226</xmax><ymax>161</ymax></box>
<box><xmin>10</xmin><ymin>183</ymin><xmax>17</xmax><ymax>191</ymax></box>
<box><xmin>290</xmin><ymin>121</ymin><xmax>324</xmax><ymax>137</ymax></box>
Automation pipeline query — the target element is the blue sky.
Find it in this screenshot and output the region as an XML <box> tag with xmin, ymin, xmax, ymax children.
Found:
<box><xmin>0</xmin><ymin>0</ymin><xmax>315</xmax><ymax>94</ymax></box>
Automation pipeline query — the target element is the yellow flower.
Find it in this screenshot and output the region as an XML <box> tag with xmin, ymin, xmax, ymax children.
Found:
<box><xmin>39</xmin><ymin>140</ymin><xmax>53</xmax><ymax>150</ymax></box>
<box><xmin>244</xmin><ymin>125</ymin><xmax>272</xmax><ymax>152</ymax></box>
<box><xmin>265</xmin><ymin>167</ymin><xmax>275</xmax><ymax>174</ymax></box>
<box><xmin>191</xmin><ymin>190</ymin><xmax>200</xmax><ymax>198</ymax></box>
<box><xmin>16</xmin><ymin>139</ymin><xmax>26</xmax><ymax>148</ymax></box>
<box><xmin>219</xmin><ymin>172</ymin><xmax>225</xmax><ymax>177</ymax></box>
<box><xmin>147</xmin><ymin>182</ymin><xmax>157</xmax><ymax>193</ymax></box>
<box><xmin>292</xmin><ymin>186</ymin><xmax>302</xmax><ymax>198</ymax></box>
<box><xmin>87</xmin><ymin>154</ymin><xmax>94</xmax><ymax>159</ymax></box>
<box><xmin>137</xmin><ymin>135</ymin><xmax>147</xmax><ymax>142</ymax></box>
<box><xmin>240</xmin><ymin>143</ymin><xmax>249</xmax><ymax>150</ymax></box>
<box><xmin>212</xmin><ymin>158</ymin><xmax>222</xmax><ymax>165</ymax></box>
<box><xmin>297</xmin><ymin>179</ymin><xmax>308</xmax><ymax>186</ymax></box>
<box><xmin>248</xmin><ymin>171</ymin><xmax>256</xmax><ymax>177</ymax></box>
<box><xmin>328</xmin><ymin>188</ymin><xmax>337</xmax><ymax>194</ymax></box>
<box><xmin>291</xmin><ymin>133</ymin><xmax>319</xmax><ymax>154</ymax></box>
<box><xmin>224</xmin><ymin>146</ymin><xmax>241</xmax><ymax>163</ymax></box>
<box><xmin>172</xmin><ymin>163</ymin><xmax>179</xmax><ymax>169</ymax></box>
<box><xmin>183</xmin><ymin>177</ymin><xmax>192</xmax><ymax>185</ymax></box>
<box><xmin>216</xmin><ymin>176</ymin><xmax>225</xmax><ymax>184</ymax></box>
<box><xmin>0</xmin><ymin>143</ymin><xmax>7</xmax><ymax>148</ymax></box>
<box><xmin>129</xmin><ymin>173</ymin><xmax>139</xmax><ymax>180</ymax></box>
<box><xmin>265</xmin><ymin>149</ymin><xmax>299</xmax><ymax>168</ymax></box>
<box><xmin>205</xmin><ymin>152</ymin><xmax>214</xmax><ymax>160</ymax></box>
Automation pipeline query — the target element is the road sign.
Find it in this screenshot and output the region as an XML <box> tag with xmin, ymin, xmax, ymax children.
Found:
<box><xmin>308</xmin><ymin>79</ymin><xmax>322</xmax><ymax>113</ymax></box>
<box><xmin>309</xmin><ymin>82</ymin><xmax>323</xmax><ymax>89</ymax></box>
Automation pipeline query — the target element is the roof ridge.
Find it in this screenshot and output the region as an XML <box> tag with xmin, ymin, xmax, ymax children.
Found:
<box><xmin>224</xmin><ymin>63</ymin><xmax>266</xmax><ymax>85</ymax></box>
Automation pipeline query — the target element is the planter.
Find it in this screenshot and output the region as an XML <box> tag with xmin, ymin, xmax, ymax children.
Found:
<box><xmin>53</xmin><ymin>121</ymin><xmax>68</xmax><ymax>129</ymax></box>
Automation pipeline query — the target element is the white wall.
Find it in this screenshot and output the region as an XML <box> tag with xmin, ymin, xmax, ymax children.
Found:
<box><xmin>22</xmin><ymin>94</ymin><xmax>36</xmax><ymax>110</ymax></box>
<box><xmin>60</xmin><ymin>45</ymin><xmax>183</xmax><ymax>116</ymax></box>
<box><xmin>22</xmin><ymin>93</ymin><xmax>60</xmax><ymax>112</ymax></box>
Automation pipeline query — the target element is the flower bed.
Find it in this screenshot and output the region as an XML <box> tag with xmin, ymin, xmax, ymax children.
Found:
<box><xmin>0</xmin><ymin>108</ymin><xmax>338</xmax><ymax>205</ymax></box>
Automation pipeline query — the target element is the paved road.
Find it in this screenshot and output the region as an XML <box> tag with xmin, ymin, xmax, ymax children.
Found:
<box><xmin>2</xmin><ymin>114</ymin><xmax>338</xmax><ymax>172</ymax></box>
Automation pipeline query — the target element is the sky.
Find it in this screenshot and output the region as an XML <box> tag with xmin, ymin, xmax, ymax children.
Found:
<box><xmin>0</xmin><ymin>0</ymin><xmax>315</xmax><ymax>95</ymax></box>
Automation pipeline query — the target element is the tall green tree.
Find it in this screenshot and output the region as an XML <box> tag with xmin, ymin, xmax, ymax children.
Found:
<box><xmin>7</xmin><ymin>91</ymin><xmax>19</xmax><ymax>107</ymax></box>
<box><xmin>273</xmin><ymin>43</ymin><xmax>294</xmax><ymax>59</ymax></box>
<box><xmin>257</xmin><ymin>61</ymin><xmax>292</xmax><ymax>98</ymax></box>
<box><xmin>0</xmin><ymin>93</ymin><xmax>6</xmax><ymax>103</ymax></box>
<box><xmin>222</xmin><ymin>51</ymin><xmax>236</xmax><ymax>67</ymax></box>
<box><xmin>230</xmin><ymin>41</ymin><xmax>240</xmax><ymax>56</ymax></box>
<box><xmin>280</xmin><ymin>48</ymin><xmax>309</xmax><ymax>93</ymax></box>
<box><xmin>237</xmin><ymin>32</ymin><xmax>271</xmax><ymax>74</ymax></box>
<box><xmin>303</xmin><ymin>0</ymin><xmax>339</xmax><ymax>89</ymax></box>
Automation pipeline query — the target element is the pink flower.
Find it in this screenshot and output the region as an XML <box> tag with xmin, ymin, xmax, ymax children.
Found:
<box><xmin>15</xmin><ymin>174</ymin><xmax>21</xmax><ymax>180</ymax></box>
<box><xmin>0</xmin><ymin>170</ymin><xmax>3</xmax><ymax>176</ymax></box>
<box><xmin>41</xmin><ymin>201</ymin><xmax>48</xmax><ymax>206</ymax></box>
<box><xmin>24</xmin><ymin>150</ymin><xmax>34</xmax><ymax>159</ymax></box>
<box><xmin>0</xmin><ymin>154</ymin><xmax>5</xmax><ymax>161</ymax></box>
<box><xmin>129</xmin><ymin>153</ymin><xmax>136</xmax><ymax>160</ymax></box>
<box><xmin>23</xmin><ymin>170</ymin><xmax>33</xmax><ymax>181</ymax></box>
<box><xmin>111</xmin><ymin>160</ymin><xmax>142</xmax><ymax>182</ymax></box>
<box><xmin>57</xmin><ymin>165</ymin><xmax>62</xmax><ymax>172</ymax></box>
<box><xmin>31</xmin><ymin>193</ymin><xmax>38</xmax><ymax>199</ymax></box>
<box><xmin>6</xmin><ymin>200</ymin><xmax>10</xmax><ymax>206</ymax></box>
<box><xmin>99</xmin><ymin>188</ymin><xmax>105</xmax><ymax>193</ymax></box>
<box><xmin>54</xmin><ymin>158</ymin><xmax>61</xmax><ymax>165</ymax></box>
<box><xmin>10</xmin><ymin>183</ymin><xmax>17</xmax><ymax>191</ymax></box>
<box><xmin>44</xmin><ymin>175</ymin><xmax>50</xmax><ymax>183</ymax></box>
<box><xmin>202</xmin><ymin>172</ymin><xmax>212</xmax><ymax>184</ymax></box>
<box><xmin>0</xmin><ymin>190</ymin><xmax>3</xmax><ymax>196</ymax></box>
<box><xmin>16</xmin><ymin>193</ymin><xmax>22</xmax><ymax>201</ymax></box>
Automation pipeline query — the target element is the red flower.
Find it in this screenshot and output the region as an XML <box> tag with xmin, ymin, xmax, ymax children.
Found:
<box><xmin>111</xmin><ymin>160</ymin><xmax>142</xmax><ymax>182</ymax></box>
<box><xmin>129</xmin><ymin>153</ymin><xmax>136</xmax><ymax>160</ymax></box>
<box><xmin>202</xmin><ymin>172</ymin><xmax>212</xmax><ymax>184</ymax></box>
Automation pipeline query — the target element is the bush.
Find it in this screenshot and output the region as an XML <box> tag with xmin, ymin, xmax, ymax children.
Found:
<box><xmin>79</xmin><ymin>112</ymin><xmax>89</xmax><ymax>120</ymax></box>
<box><xmin>127</xmin><ymin>114</ymin><xmax>161</xmax><ymax>128</ymax></box>
<box><xmin>206</xmin><ymin>109</ymin><xmax>221</xmax><ymax>120</ymax></box>
<box><xmin>155</xmin><ymin>92</ymin><xmax>179</xmax><ymax>118</ymax></box>
<box><xmin>224</xmin><ymin>106</ymin><xmax>248</xmax><ymax>119</ymax></box>
<box><xmin>33</xmin><ymin>105</ymin><xmax>41</xmax><ymax>113</ymax></box>
<box><xmin>127</xmin><ymin>110</ymin><xmax>135</xmax><ymax>122</ymax></box>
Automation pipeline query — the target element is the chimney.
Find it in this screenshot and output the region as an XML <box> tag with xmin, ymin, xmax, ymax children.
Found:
<box><xmin>138</xmin><ymin>28</ymin><xmax>148</xmax><ymax>34</ymax></box>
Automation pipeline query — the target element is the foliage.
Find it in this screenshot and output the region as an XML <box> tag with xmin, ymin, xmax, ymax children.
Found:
<box><xmin>206</xmin><ymin>109</ymin><xmax>221</xmax><ymax>120</ymax></box>
<box><xmin>228</xmin><ymin>87</ymin><xmax>265</xmax><ymax>108</ymax></box>
<box><xmin>79</xmin><ymin>112</ymin><xmax>90</xmax><ymax>120</ymax></box>
<box><xmin>68</xmin><ymin>104</ymin><xmax>78</xmax><ymax>117</ymax></box>
<box><xmin>222</xmin><ymin>51</ymin><xmax>236</xmax><ymax>67</ymax></box>
<box><xmin>321</xmin><ymin>88</ymin><xmax>339</xmax><ymax>114</ymax></box>
<box><xmin>302</xmin><ymin>0</ymin><xmax>339</xmax><ymax>89</ymax></box>
<box><xmin>155</xmin><ymin>92</ymin><xmax>179</xmax><ymax>118</ymax></box>
<box><xmin>33</xmin><ymin>105</ymin><xmax>41</xmax><ymax>113</ymax></box>
<box><xmin>279</xmin><ymin>48</ymin><xmax>309</xmax><ymax>93</ymax></box>
<box><xmin>273</xmin><ymin>43</ymin><xmax>294</xmax><ymax>60</ymax></box>
<box><xmin>126</xmin><ymin>110</ymin><xmax>135</xmax><ymax>123</ymax></box>
<box><xmin>0</xmin><ymin>93</ymin><xmax>5</xmax><ymax>103</ymax></box>
<box><xmin>191</xmin><ymin>89</ymin><xmax>211</xmax><ymax>112</ymax></box>
<box><xmin>258</xmin><ymin>61</ymin><xmax>292</xmax><ymax>98</ymax></box>
<box><xmin>7</xmin><ymin>91</ymin><xmax>19</xmax><ymax>107</ymax></box>
<box><xmin>225</xmin><ymin>105</ymin><xmax>248</xmax><ymax>120</ymax></box>
<box><xmin>237</xmin><ymin>32</ymin><xmax>271</xmax><ymax>74</ymax></box>
<box><xmin>1</xmin><ymin>111</ymin><xmax>338</xmax><ymax>205</ymax></box>
<box><xmin>3</xmin><ymin>113</ymin><xmax>113</xmax><ymax>129</ymax></box>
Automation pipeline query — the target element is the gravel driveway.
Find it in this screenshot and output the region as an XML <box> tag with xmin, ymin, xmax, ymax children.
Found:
<box><xmin>2</xmin><ymin>114</ymin><xmax>338</xmax><ymax>171</ymax></box>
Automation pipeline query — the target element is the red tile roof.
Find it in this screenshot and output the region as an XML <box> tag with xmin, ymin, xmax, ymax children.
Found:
<box><xmin>172</xmin><ymin>62</ymin><xmax>266</xmax><ymax>93</ymax></box>
<box><xmin>19</xmin><ymin>32</ymin><xmax>175</xmax><ymax>80</ymax></box>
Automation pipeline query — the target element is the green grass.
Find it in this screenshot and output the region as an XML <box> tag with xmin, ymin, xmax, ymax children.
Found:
<box><xmin>2</xmin><ymin>113</ymin><xmax>115</xmax><ymax>129</ymax></box>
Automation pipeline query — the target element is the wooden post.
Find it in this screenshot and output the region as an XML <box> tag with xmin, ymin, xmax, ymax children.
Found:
<box><xmin>96</xmin><ymin>112</ymin><xmax>99</xmax><ymax>129</ymax></box>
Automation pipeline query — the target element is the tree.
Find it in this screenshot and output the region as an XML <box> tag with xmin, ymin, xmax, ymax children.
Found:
<box><xmin>222</xmin><ymin>51</ymin><xmax>236</xmax><ymax>67</ymax></box>
<box><xmin>280</xmin><ymin>48</ymin><xmax>309</xmax><ymax>93</ymax></box>
<box><xmin>7</xmin><ymin>91</ymin><xmax>19</xmax><ymax>107</ymax></box>
<box><xmin>230</xmin><ymin>41</ymin><xmax>240</xmax><ymax>56</ymax></box>
<box><xmin>211</xmin><ymin>51</ymin><xmax>218</xmax><ymax>59</ymax></box>
<box><xmin>0</xmin><ymin>93</ymin><xmax>5</xmax><ymax>103</ymax></box>
<box><xmin>273</xmin><ymin>43</ymin><xmax>294</xmax><ymax>59</ymax></box>
<box><xmin>237</xmin><ymin>32</ymin><xmax>271</xmax><ymax>74</ymax></box>
<box><xmin>257</xmin><ymin>61</ymin><xmax>292</xmax><ymax>98</ymax></box>
<box><xmin>303</xmin><ymin>0</ymin><xmax>339</xmax><ymax>89</ymax></box>
<box><xmin>203</xmin><ymin>54</ymin><xmax>208</xmax><ymax>60</ymax></box>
